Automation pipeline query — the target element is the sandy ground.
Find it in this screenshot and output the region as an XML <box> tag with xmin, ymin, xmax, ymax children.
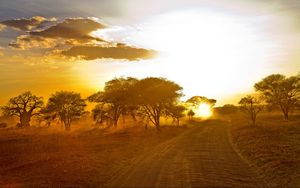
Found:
<box><xmin>0</xmin><ymin>125</ymin><xmax>186</xmax><ymax>187</ymax></box>
<box><xmin>2</xmin><ymin>117</ymin><xmax>295</xmax><ymax>188</ymax></box>
<box><xmin>108</xmin><ymin>120</ymin><xmax>265</xmax><ymax>188</ymax></box>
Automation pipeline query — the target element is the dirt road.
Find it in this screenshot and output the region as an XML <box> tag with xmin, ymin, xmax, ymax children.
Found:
<box><xmin>108</xmin><ymin>120</ymin><xmax>266</xmax><ymax>188</ymax></box>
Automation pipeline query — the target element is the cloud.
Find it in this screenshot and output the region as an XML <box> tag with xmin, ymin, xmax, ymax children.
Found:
<box><xmin>62</xmin><ymin>44</ymin><xmax>157</xmax><ymax>60</ymax></box>
<box><xmin>7</xmin><ymin>17</ymin><xmax>107</xmax><ymax>50</ymax></box>
<box><xmin>9</xmin><ymin>35</ymin><xmax>58</xmax><ymax>50</ymax></box>
<box><xmin>0</xmin><ymin>16</ymin><xmax>56</xmax><ymax>31</ymax></box>
<box><xmin>3</xmin><ymin>16</ymin><xmax>157</xmax><ymax>62</ymax></box>
<box><xmin>30</xmin><ymin>18</ymin><xmax>106</xmax><ymax>41</ymax></box>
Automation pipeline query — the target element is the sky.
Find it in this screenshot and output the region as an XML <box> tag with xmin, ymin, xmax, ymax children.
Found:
<box><xmin>0</xmin><ymin>0</ymin><xmax>300</xmax><ymax>106</ymax></box>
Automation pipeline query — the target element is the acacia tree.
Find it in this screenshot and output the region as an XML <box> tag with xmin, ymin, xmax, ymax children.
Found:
<box><xmin>88</xmin><ymin>77</ymin><xmax>138</xmax><ymax>127</ymax></box>
<box><xmin>91</xmin><ymin>103</ymin><xmax>113</xmax><ymax>126</ymax></box>
<box><xmin>186</xmin><ymin>96</ymin><xmax>217</xmax><ymax>108</ymax></box>
<box><xmin>1</xmin><ymin>91</ymin><xmax>44</xmax><ymax>127</ymax></box>
<box><xmin>239</xmin><ymin>95</ymin><xmax>264</xmax><ymax>126</ymax></box>
<box><xmin>255</xmin><ymin>74</ymin><xmax>300</xmax><ymax>120</ymax></box>
<box><xmin>166</xmin><ymin>104</ymin><xmax>186</xmax><ymax>126</ymax></box>
<box><xmin>134</xmin><ymin>77</ymin><xmax>183</xmax><ymax>129</ymax></box>
<box><xmin>44</xmin><ymin>91</ymin><xmax>86</xmax><ymax>131</ymax></box>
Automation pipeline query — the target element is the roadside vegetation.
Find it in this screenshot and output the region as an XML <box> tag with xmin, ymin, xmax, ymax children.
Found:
<box><xmin>217</xmin><ymin>72</ymin><xmax>300</xmax><ymax>187</ymax></box>
<box><xmin>229</xmin><ymin>112</ymin><xmax>300</xmax><ymax>187</ymax></box>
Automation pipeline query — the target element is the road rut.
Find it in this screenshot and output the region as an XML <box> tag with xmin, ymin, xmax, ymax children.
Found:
<box><xmin>108</xmin><ymin>120</ymin><xmax>265</xmax><ymax>188</ymax></box>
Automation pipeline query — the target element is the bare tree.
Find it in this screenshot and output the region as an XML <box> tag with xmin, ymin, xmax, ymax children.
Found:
<box><xmin>44</xmin><ymin>91</ymin><xmax>86</xmax><ymax>131</ymax></box>
<box><xmin>1</xmin><ymin>91</ymin><xmax>44</xmax><ymax>127</ymax></box>
<box><xmin>239</xmin><ymin>95</ymin><xmax>264</xmax><ymax>126</ymax></box>
<box><xmin>255</xmin><ymin>74</ymin><xmax>300</xmax><ymax>120</ymax></box>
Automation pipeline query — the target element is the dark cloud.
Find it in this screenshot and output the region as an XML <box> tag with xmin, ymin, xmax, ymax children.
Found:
<box><xmin>0</xmin><ymin>16</ymin><xmax>56</xmax><ymax>31</ymax></box>
<box><xmin>30</xmin><ymin>18</ymin><xmax>105</xmax><ymax>41</ymax></box>
<box><xmin>3</xmin><ymin>16</ymin><xmax>157</xmax><ymax>62</ymax></box>
<box><xmin>7</xmin><ymin>17</ymin><xmax>107</xmax><ymax>50</ymax></box>
<box><xmin>62</xmin><ymin>44</ymin><xmax>157</xmax><ymax>61</ymax></box>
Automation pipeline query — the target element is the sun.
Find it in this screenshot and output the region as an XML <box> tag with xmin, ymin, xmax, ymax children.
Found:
<box><xmin>195</xmin><ymin>103</ymin><xmax>213</xmax><ymax>118</ymax></box>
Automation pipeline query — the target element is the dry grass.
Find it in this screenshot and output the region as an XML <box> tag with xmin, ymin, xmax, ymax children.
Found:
<box><xmin>229</xmin><ymin>112</ymin><xmax>300</xmax><ymax>187</ymax></box>
<box><xmin>0</xmin><ymin>122</ymin><xmax>188</xmax><ymax>187</ymax></box>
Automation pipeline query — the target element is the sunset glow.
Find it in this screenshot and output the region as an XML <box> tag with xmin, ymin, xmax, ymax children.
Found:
<box><xmin>90</xmin><ymin>9</ymin><xmax>291</xmax><ymax>104</ymax></box>
<box><xmin>0</xmin><ymin>0</ymin><xmax>300</xmax><ymax>106</ymax></box>
<box><xmin>195</xmin><ymin>103</ymin><xmax>213</xmax><ymax>118</ymax></box>
<box><xmin>0</xmin><ymin>1</ymin><xmax>300</xmax><ymax>187</ymax></box>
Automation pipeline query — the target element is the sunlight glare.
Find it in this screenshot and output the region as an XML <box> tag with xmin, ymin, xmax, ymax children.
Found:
<box><xmin>195</xmin><ymin>103</ymin><xmax>213</xmax><ymax>118</ymax></box>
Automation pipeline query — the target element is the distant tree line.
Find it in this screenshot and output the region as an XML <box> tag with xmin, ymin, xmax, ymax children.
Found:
<box><xmin>1</xmin><ymin>77</ymin><xmax>194</xmax><ymax>131</ymax></box>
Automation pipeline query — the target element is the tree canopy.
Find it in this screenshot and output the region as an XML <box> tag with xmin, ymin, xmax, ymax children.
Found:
<box><xmin>186</xmin><ymin>96</ymin><xmax>217</xmax><ymax>107</ymax></box>
<box><xmin>134</xmin><ymin>77</ymin><xmax>183</xmax><ymax>128</ymax></box>
<box><xmin>255</xmin><ymin>74</ymin><xmax>300</xmax><ymax>119</ymax></box>
<box><xmin>88</xmin><ymin>77</ymin><xmax>138</xmax><ymax>127</ymax></box>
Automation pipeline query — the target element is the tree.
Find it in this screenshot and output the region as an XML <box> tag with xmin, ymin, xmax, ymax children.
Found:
<box><xmin>187</xmin><ymin>109</ymin><xmax>195</xmax><ymax>120</ymax></box>
<box><xmin>1</xmin><ymin>91</ymin><xmax>44</xmax><ymax>127</ymax></box>
<box><xmin>254</xmin><ymin>74</ymin><xmax>300</xmax><ymax>120</ymax></box>
<box><xmin>91</xmin><ymin>103</ymin><xmax>113</xmax><ymax>126</ymax></box>
<box><xmin>44</xmin><ymin>91</ymin><xmax>86</xmax><ymax>131</ymax></box>
<box><xmin>88</xmin><ymin>77</ymin><xmax>138</xmax><ymax>127</ymax></box>
<box><xmin>186</xmin><ymin>96</ymin><xmax>217</xmax><ymax>108</ymax></box>
<box><xmin>134</xmin><ymin>77</ymin><xmax>183</xmax><ymax>129</ymax></box>
<box><xmin>167</xmin><ymin>104</ymin><xmax>186</xmax><ymax>126</ymax></box>
<box><xmin>239</xmin><ymin>95</ymin><xmax>263</xmax><ymax>126</ymax></box>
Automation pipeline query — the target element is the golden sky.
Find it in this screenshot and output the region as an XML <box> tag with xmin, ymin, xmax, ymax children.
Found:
<box><xmin>0</xmin><ymin>0</ymin><xmax>300</xmax><ymax>106</ymax></box>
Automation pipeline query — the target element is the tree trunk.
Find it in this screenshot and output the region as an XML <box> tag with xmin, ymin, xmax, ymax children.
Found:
<box><xmin>113</xmin><ymin>119</ymin><xmax>118</xmax><ymax>128</ymax></box>
<box><xmin>64</xmin><ymin>120</ymin><xmax>71</xmax><ymax>131</ymax></box>
<box><xmin>250</xmin><ymin>111</ymin><xmax>256</xmax><ymax>126</ymax></box>
<box><xmin>20</xmin><ymin>113</ymin><xmax>31</xmax><ymax>127</ymax></box>
<box><xmin>280</xmin><ymin>105</ymin><xmax>289</xmax><ymax>120</ymax></box>
<box><xmin>251</xmin><ymin>115</ymin><xmax>256</xmax><ymax>126</ymax></box>
<box><xmin>155</xmin><ymin>116</ymin><xmax>160</xmax><ymax>131</ymax></box>
<box><xmin>131</xmin><ymin>113</ymin><xmax>137</xmax><ymax>122</ymax></box>
<box><xmin>283</xmin><ymin>111</ymin><xmax>289</xmax><ymax>120</ymax></box>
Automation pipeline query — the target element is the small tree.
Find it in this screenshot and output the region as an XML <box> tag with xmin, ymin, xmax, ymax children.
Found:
<box><xmin>187</xmin><ymin>110</ymin><xmax>195</xmax><ymax>120</ymax></box>
<box><xmin>255</xmin><ymin>74</ymin><xmax>300</xmax><ymax>120</ymax></box>
<box><xmin>239</xmin><ymin>95</ymin><xmax>263</xmax><ymax>126</ymax></box>
<box><xmin>134</xmin><ymin>77</ymin><xmax>183</xmax><ymax>129</ymax></box>
<box><xmin>88</xmin><ymin>77</ymin><xmax>138</xmax><ymax>127</ymax></box>
<box><xmin>1</xmin><ymin>91</ymin><xmax>44</xmax><ymax>127</ymax></box>
<box><xmin>167</xmin><ymin>104</ymin><xmax>186</xmax><ymax>126</ymax></box>
<box><xmin>44</xmin><ymin>91</ymin><xmax>86</xmax><ymax>131</ymax></box>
